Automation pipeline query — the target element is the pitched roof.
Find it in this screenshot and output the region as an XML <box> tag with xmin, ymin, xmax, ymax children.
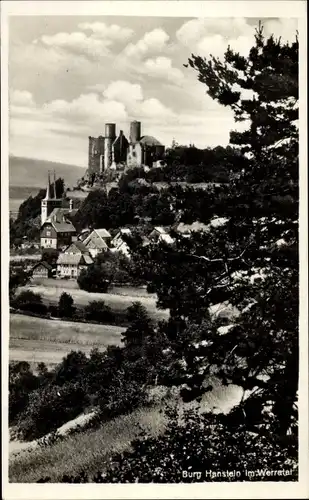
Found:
<box><xmin>153</xmin><ymin>226</ymin><xmax>168</xmax><ymax>234</ymax></box>
<box><xmin>159</xmin><ymin>233</ymin><xmax>174</xmax><ymax>244</ymax></box>
<box><xmin>83</xmin><ymin>231</ymin><xmax>109</xmax><ymax>249</ymax></box>
<box><xmin>65</xmin><ymin>241</ymin><xmax>89</xmax><ymax>253</ymax></box>
<box><xmin>44</xmin><ymin>207</ymin><xmax>77</xmax><ymax>233</ymax></box>
<box><xmin>52</xmin><ymin>221</ymin><xmax>76</xmax><ymax>233</ymax></box>
<box><xmin>95</xmin><ymin>228</ymin><xmax>111</xmax><ymax>238</ymax></box>
<box><xmin>32</xmin><ymin>261</ymin><xmax>52</xmax><ymax>271</ymax></box>
<box><xmin>57</xmin><ymin>253</ymin><xmax>84</xmax><ymax>265</ymax></box>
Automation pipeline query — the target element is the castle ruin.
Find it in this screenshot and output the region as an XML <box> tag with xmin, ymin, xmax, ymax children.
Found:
<box><xmin>88</xmin><ymin>120</ymin><xmax>165</xmax><ymax>179</ymax></box>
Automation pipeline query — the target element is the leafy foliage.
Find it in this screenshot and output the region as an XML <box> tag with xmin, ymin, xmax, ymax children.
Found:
<box><xmin>9</xmin><ymin>265</ymin><xmax>32</xmax><ymax>299</ymax></box>
<box><xmin>11</xmin><ymin>290</ymin><xmax>47</xmax><ymax>315</ymax></box>
<box><xmin>58</xmin><ymin>292</ymin><xmax>75</xmax><ymax>319</ymax></box>
<box><xmin>77</xmin><ymin>251</ymin><xmax>133</xmax><ymax>292</ymax></box>
<box><xmin>41</xmin><ymin>248</ymin><xmax>59</xmax><ymax>267</ymax></box>
<box><xmin>100</xmin><ymin>407</ymin><xmax>297</xmax><ymax>482</ymax></box>
<box><xmin>17</xmin><ymin>382</ymin><xmax>88</xmax><ymax>440</ymax></box>
<box><xmin>84</xmin><ymin>300</ymin><xmax>115</xmax><ymax>324</ymax></box>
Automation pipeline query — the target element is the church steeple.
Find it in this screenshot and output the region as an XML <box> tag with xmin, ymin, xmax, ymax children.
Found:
<box><xmin>45</xmin><ymin>171</ymin><xmax>51</xmax><ymax>200</ymax></box>
<box><xmin>53</xmin><ymin>170</ymin><xmax>57</xmax><ymax>199</ymax></box>
<box><xmin>41</xmin><ymin>169</ymin><xmax>63</xmax><ymax>228</ymax></box>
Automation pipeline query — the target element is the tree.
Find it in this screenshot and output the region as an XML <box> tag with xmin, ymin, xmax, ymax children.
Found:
<box><xmin>129</xmin><ymin>23</ymin><xmax>299</xmax><ymax>442</ymax></box>
<box><xmin>9</xmin><ymin>361</ymin><xmax>40</xmax><ymax>424</ymax></box>
<box><xmin>122</xmin><ymin>302</ymin><xmax>154</xmax><ymax>349</ymax></box>
<box><xmin>183</xmin><ymin>22</ymin><xmax>299</xmax><ymax>434</ymax></box>
<box><xmin>72</xmin><ymin>189</ymin><xmax>109</xmax><ymax>230</ymax></box>
<box><xmin>41</xmin><ymin>248</ymin><xmax>59</xmax><ymax>267</ymax></box>
<box><xmin>78</xmin><ymin>264</ymin><xmax>110</xmax><ymax>293</ymax></box>
<box><xmin>12</xmin><ymin>290</ymin><xmax>47</xmax><ymax>315</ymax></box>
<box><xmin>9</xmin><ymin>265</ymin><xmax>31</xmax><ymax>300</ymax></box>
<box><xmin>58</xmin><ymin>292</ymin><xmax>75</xmax><ymax>318</ymax></box>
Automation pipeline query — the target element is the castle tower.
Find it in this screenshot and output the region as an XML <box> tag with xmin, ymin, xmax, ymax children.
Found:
<box><xmin>88</xmin><ymin>135</ymin><xmax>105</xmax><ymax>177</ymax></box>
<box><xmin>104</xmin><ymin>123</ymin><xmax>116</xmax><ymax>171</ymax></box>
<box><xmin>130</xmin><ymin>121</ymin><xmax>141</xmax><ymax>144</ymax></box>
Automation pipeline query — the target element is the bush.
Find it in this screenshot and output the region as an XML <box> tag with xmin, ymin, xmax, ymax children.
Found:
<box><xmin>77</xmin><ymin>265</ymin><xmax>110</xmax><ymax>293</ymax></box>
<box><xmin>53</xmin><ymin>351</ymin><xmax>88</xmax><ymax>386</ymax></box>
<box><xmin>17</xmin><ymin>382</ymin><xmax>89</xmax><ymax>441</ymax></box>
<box><xmin>9</xmin><ymin>266</ymin><xmax>32</xmax><ymax>299</ymax></box>
<box><xmin>98</xmin><ymin>407</ymin><xmax>298</xmax><ymax>483</ymax></box>
<box><xmin>9</xmin><ymin>362</ymin><xmax>40</xmax><ymax>425</ymax></box>
<box><xmin>98</xmin><ymin>374</ymin><xmax>147</xmax><ymax>420</ymax></box>
<box><xmin>12</xmin><ymin>290</ymin><xmax>47</xmax><ymax>315</ymax></box>
<box><xmin>84</xmin><ymin>300</ymin><xmax>115</xmax><ymax>324</ymax></box>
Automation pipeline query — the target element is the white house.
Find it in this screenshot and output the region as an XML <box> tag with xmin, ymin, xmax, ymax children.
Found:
<box><xmin>148</xmin><ymin>226</ymin><xmax>174</xmax><ymax>245</ymax></box>
<box><xmin>83</xmin><ymin>228</ymin><xmax>111</xmax><ymax>258</ymax></box>
<box><xmin>111</xmin><ymin>228</ymin><xmax>133</xmax><ymax>258</ymax></box>
<box><xmin>56</xmin><ymin>241</ymin><xmax>93</xmax><ymax>278</ymax></box>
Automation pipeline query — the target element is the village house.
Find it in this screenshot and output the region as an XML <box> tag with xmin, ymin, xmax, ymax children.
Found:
<box><xmin>56</xmin><ymin>241</ymin><xmax>93</xmax><ymax>278</ymax></box>
<box><xmin>83</xmin><ymin>228</ymin><xmax>111</xmax><ymax>258</ymax></box>
<box><xmin>40</xmin><ymin>208</ymin><xmax>77</xmax><ymax>250</ymax></box>
<box><xmin>111</xmin><ymin>228</ymin><xmax>132</xmax><ymax>258</ymax></box>
<box><xmin>31</xmin><ymin>261</ymin><xmax>53</xmax><ymax>280</ymax></box>
<box><xmin>111</xmin><ymin>239</ymin><xmax>131</xmax><ymax>258</ymax></box>
<box><xmin>148</xmin><ymin>226</ymin><xmax>174</xmax><ymax>245</ymax></box>
<box><xmin>111</xmin><ymin>228</ymin><xmax>131</xmax><ymax>248</ymax></box>
<box><xmin>78</xmin><ymin>228</ymin><xmax>92</xmax><ymax>242</ymax></box>
<box><xmin>174</xmin><ymin>221</ymin><xmax>210</xmax><ymax>237</ymax></box>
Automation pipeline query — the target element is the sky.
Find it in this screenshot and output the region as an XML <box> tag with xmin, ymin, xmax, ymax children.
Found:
<box><xmin>9</xmin><ymin>15</ymin><xmax>298</xmax><ymax>167</ymax></box>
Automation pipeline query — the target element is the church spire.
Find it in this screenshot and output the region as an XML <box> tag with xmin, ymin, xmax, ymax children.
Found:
<box><xmin>53</xmin><ymin>170</ymin><xmax>57</xmax><ymax>199</ymax></box>
<box><xmin>44</xmin><ymin>171</ymin><xmax>51</xmax><ymax>200</ymax></box>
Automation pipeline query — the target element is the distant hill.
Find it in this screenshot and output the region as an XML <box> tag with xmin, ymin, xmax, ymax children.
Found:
<box><xmin>9</xmin><ymin>156</ymin><xmax>86</xmax><ymax>190</ymax></box>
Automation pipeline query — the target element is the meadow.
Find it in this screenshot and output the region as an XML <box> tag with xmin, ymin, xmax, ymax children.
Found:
<box><xmin>9</xmin><ymin>314</ymin><xmax>124</xmax><ymax>365</ymax></box>
<box><xmin>18</xmin><ymin>283</ymin><xmax>169</xmax><ymax>321</ymax></box>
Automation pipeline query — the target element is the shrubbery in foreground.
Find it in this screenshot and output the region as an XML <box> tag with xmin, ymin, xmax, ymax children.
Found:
<box><xmin>36</xmin><ymin>406</ymin><xmax>297</xmax><ymax>483</ymax></box>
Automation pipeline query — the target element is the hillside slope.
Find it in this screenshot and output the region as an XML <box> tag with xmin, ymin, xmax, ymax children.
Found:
<box><xmin>9</xmin><ymin>156</ymin><xmax>86</xmax><ymax>189</ymax></box>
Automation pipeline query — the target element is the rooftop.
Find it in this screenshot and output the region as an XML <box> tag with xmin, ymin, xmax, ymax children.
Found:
<box><xmin>139</xmin><ymin>135</ymin><xmax>163</xmax><ymax>147</ymax></box>
<box><xmin>95</xmin><ymin>228</ymin><xmax>112</xmax><ymax>239</ymax></box>
<box><xmin>32</xmin><ymin>261</ymin><xmax>52</xmax><ymax>271</ymax></box>
<box><xmin>57</xmin><ymin>253</ymin><xmax>84</xmax><ymax>265</ymax></box>
<box><xmin>52</xmin><ymin>222</ymin><xmax>76</xmax><ymax>233</ymax></box>
<box><xmin>65</xmin><ymin>241</ymin><xmax>89</xmax><ymax>254</ymax></box>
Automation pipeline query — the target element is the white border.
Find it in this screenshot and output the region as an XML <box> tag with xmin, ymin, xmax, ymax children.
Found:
<box><xmin>1</xmin><ymin>2</ymin><xmax>308</xmax><ymax>499</ymax></box>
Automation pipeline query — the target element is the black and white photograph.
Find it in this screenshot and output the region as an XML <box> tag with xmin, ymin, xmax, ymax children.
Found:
<box><xmin>1</xmin><ymin>1</ymin><xmax>308</xmax><ymax>497</ymax></box>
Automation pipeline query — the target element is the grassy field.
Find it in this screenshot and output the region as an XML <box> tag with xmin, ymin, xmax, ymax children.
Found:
<box><xmin>10</xmin><ymin>314</ymin><xmax>124</xmax><ymax>365</ymax></box>
<box><xmin>9</xmin><ymin>404</ymin><xmax>167</xmax><ymax>483</ymax></box>
<box><xmin>9</xmin><ymin>381</ymin><xmax>242</xmax><ymax>483</ymax></box>
<box><xmin>18</xmin><ymin>284</ymin><xmax>169</xmax><ymax>321</ymax></box>
<box><xmin>29</xmin><ymin>278</ymin><xmax>154</xmax><ymax>298</ymax></box>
